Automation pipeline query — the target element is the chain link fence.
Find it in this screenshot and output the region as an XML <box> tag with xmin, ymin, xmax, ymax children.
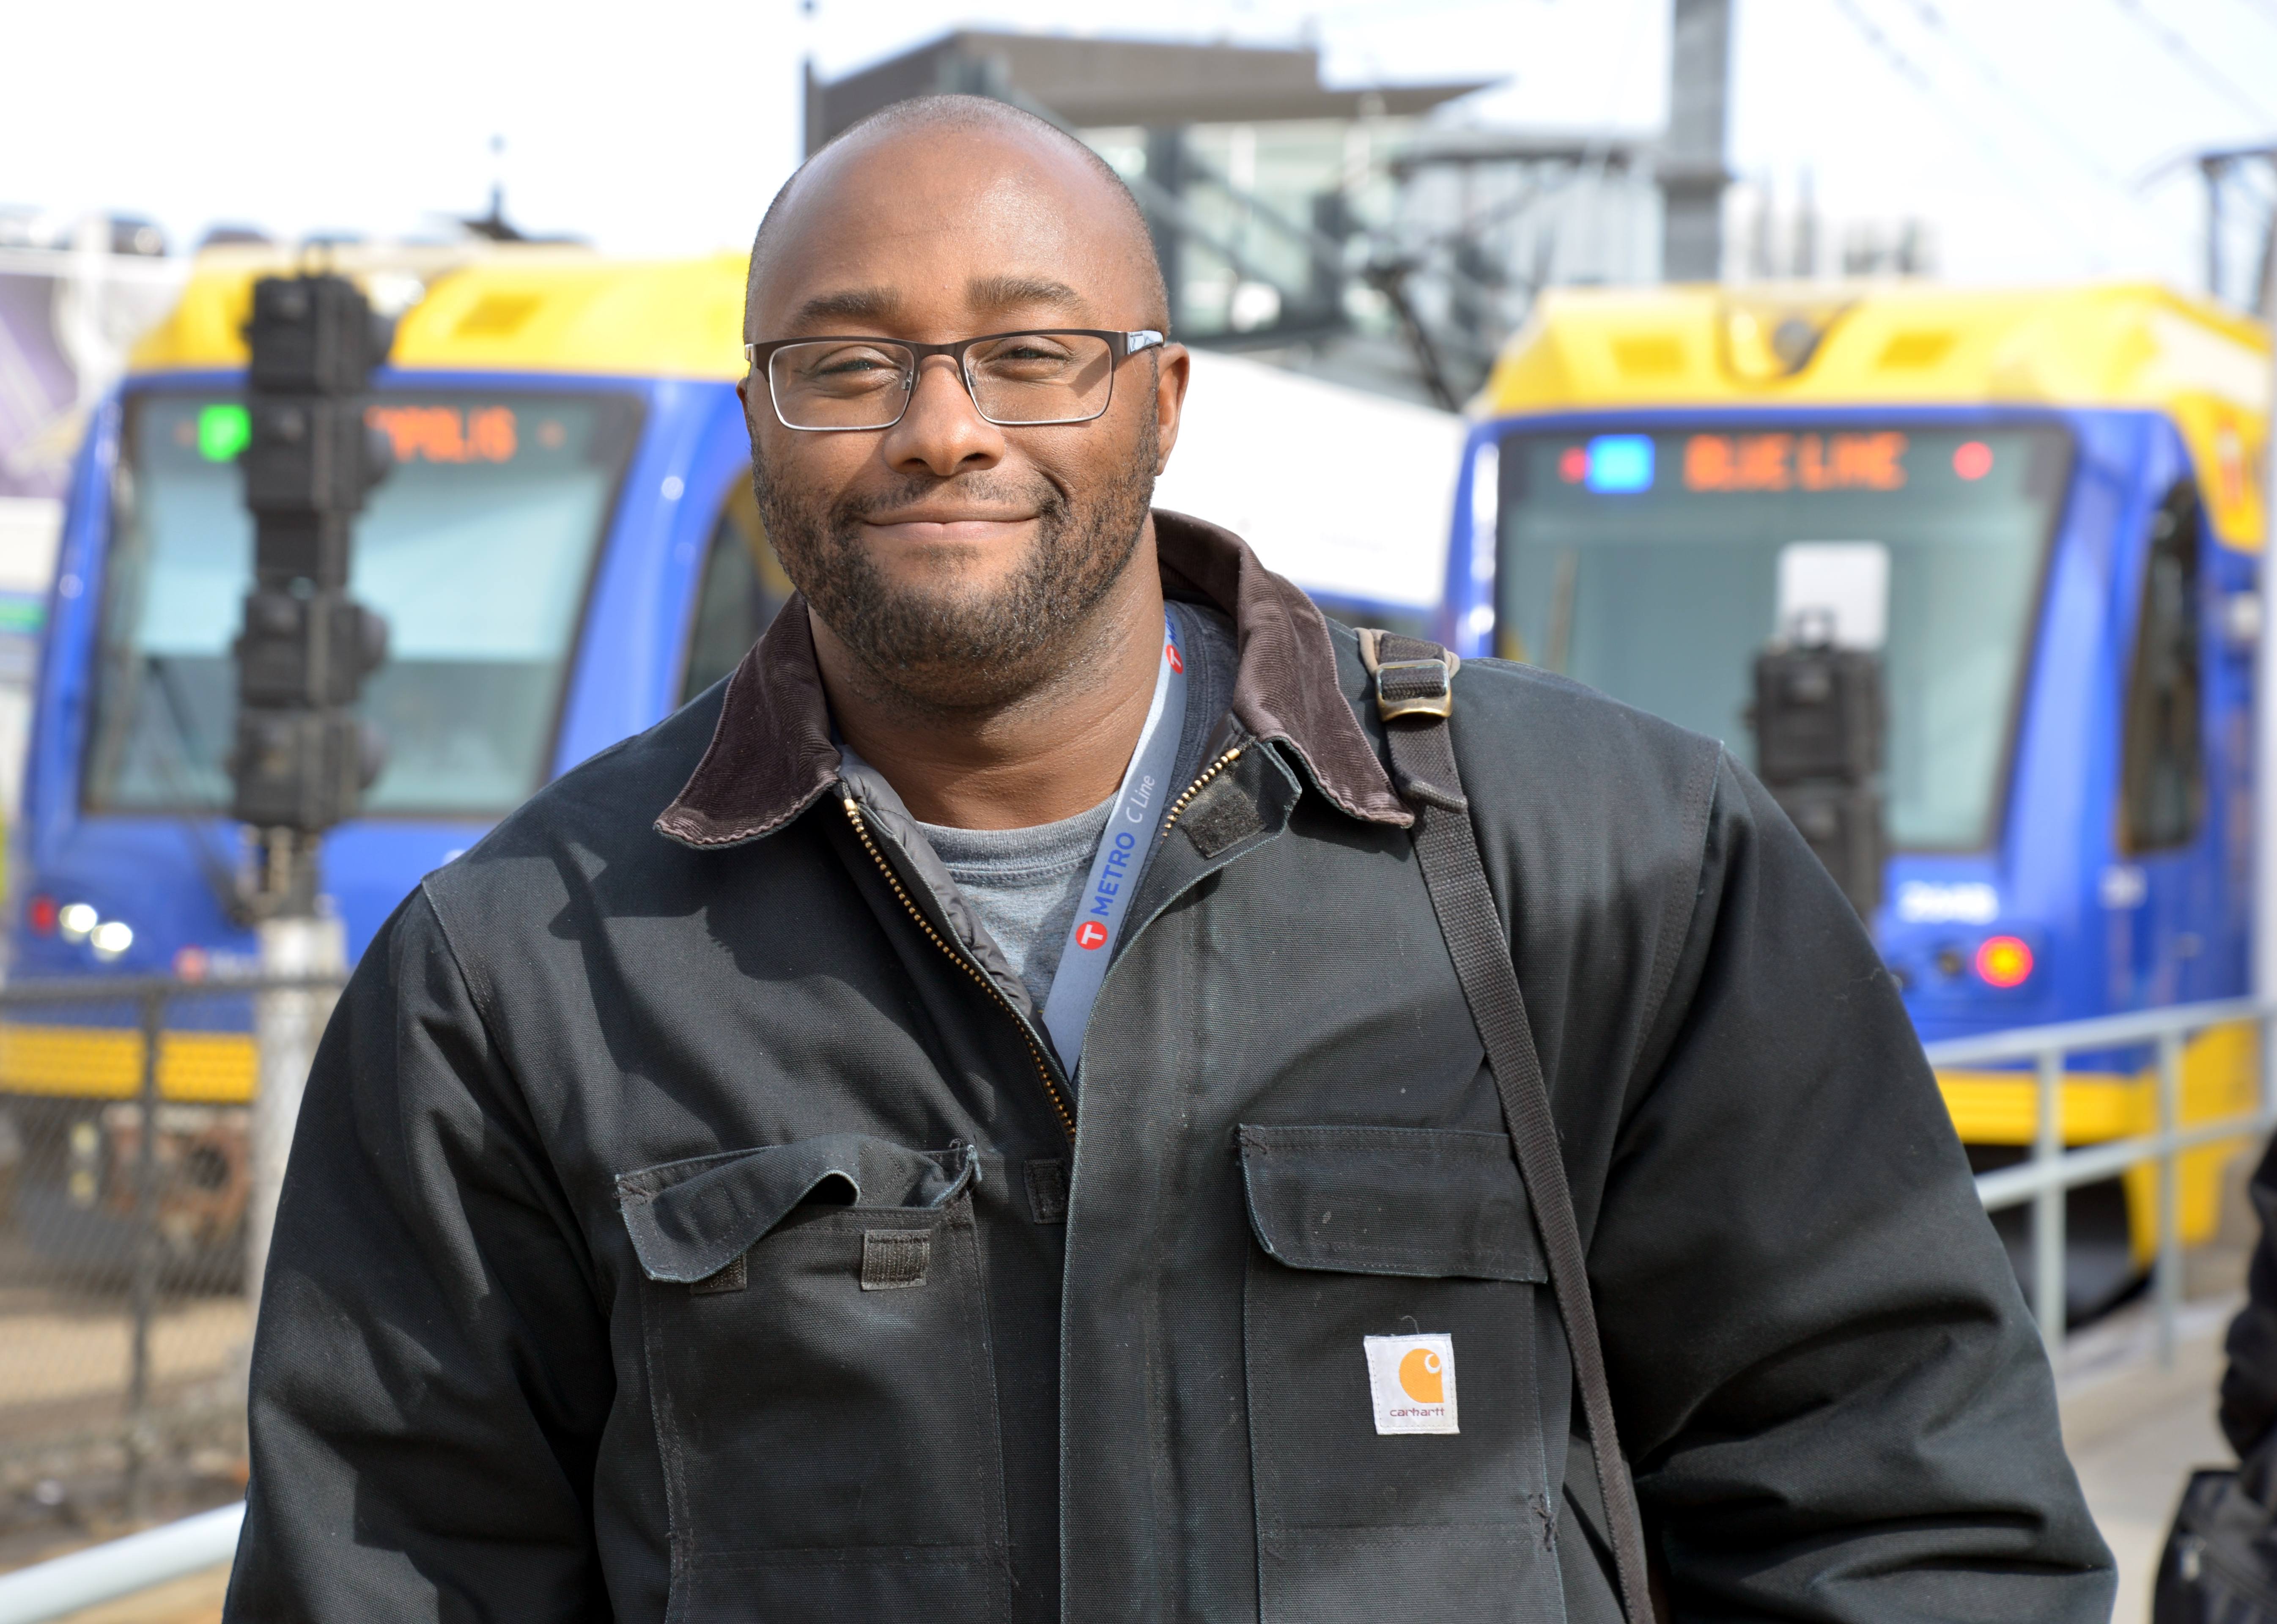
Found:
<box><xmin>0</xmin><ymin>976</ymin><xmax>336</xmax><ymax>1562</ymax></box>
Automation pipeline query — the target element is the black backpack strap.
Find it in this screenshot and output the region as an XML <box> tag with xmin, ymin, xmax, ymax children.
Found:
<box><xmin>1359</xmin><ymin>629</ymin><xmax>1655</xmax><ymax>1624</ymax></box>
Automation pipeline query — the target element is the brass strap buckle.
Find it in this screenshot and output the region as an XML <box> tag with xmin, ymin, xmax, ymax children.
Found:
<box><xmin>1374</xmin><ymin>660</ymin><xmax>1454</xmax><ymax>720</ymax></box>
<box><xmin>1357</xmin><ymin>628</ymin><xmax>1457</xmax><ymax>721</ymax></box>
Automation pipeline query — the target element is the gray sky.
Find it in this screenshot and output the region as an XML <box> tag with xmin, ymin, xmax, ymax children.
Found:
<box><xmin>6</xmin><ymin>0</ymin><xmax>2277</xmax><ymax>292</ymax></box>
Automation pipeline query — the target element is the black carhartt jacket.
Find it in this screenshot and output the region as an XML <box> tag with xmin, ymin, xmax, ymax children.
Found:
<box><xmin>226</xmin><ymin>515</ymin><xmax>2113</xmax><ymax>1623</ymax></box>
<box><xmin>2222</xmin><ymin>1139</ymin><xmax>2277</xmax><ymax>1465</ymax></box>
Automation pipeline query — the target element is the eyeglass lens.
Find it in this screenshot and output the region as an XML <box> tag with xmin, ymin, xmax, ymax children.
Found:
<box><xmin>768</xmin><ymin>332</ymin><xmax>1118</xmax><ymax>429</ymax></box>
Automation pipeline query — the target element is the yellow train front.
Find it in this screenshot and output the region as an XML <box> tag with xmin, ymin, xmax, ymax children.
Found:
<box><xmin>1446</xmin><ymin>283</ymin><xmax>2269</xmax><ymax>1317</ymax></box>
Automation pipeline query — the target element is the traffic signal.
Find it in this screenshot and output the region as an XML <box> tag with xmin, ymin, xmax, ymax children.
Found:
<box><xmin>1750</xmin><ymin>634</ymin><xmax>1887</xmax><ymax>918</ymax></box>
<box><xmin>245</xmin><ymin>274</ymin><xmax>393</xmax><ymax>396</ymax></box>
<box><xmin>235</xmin><ymin>590</ymin><xmax>387</xmax><ymax>708</ymax></box>
<box><xmin>1753</xmin><ymin>644</ymin><xmax>1883</xmax><ymax>784</ymax></box>
<box><xmin>229</xmin><ymin>710</ymin><xmax>387</xmax><ymax>831</ymax></box>
<box><xmin>230</xmin><ymin>274</ymin><xmax>393</xmax><ymax>909</ymax></box>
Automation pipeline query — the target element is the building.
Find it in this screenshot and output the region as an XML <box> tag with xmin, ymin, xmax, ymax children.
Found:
<box><xmin>805</xmin><ymin>30</ymin><xmax>1614</xmax><ymax>407</ymax></box>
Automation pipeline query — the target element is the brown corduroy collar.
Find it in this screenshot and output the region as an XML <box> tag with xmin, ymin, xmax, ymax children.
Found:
<box><xmin>653</xmin><ymin>509</ymin><xmax>1411</xmax><ymax>848</ymax></box>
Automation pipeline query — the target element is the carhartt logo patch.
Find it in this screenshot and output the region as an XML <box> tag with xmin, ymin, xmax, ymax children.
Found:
<box><xmin>1363</xmin><ymin>1333</ymin><xmax>1458</xmax><ymax>1434</ymax></box>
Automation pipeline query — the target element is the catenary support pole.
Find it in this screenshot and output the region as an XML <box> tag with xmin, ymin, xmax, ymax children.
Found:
<box><xmin>1660</xmin><ymin>0</ymin><xmax>1733</xmax><ymax>280</ymax></box>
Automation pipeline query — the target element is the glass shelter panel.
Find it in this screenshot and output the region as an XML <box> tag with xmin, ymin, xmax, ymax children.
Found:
<box><xmin>1495</xmin><ymin>424</ymin><xmax>2071</xmax><ymax>850</ymax></box>
<box><xmin>87</xmin><ymin>390</ymin><xmax>640</xmax><ymax>819</ymax></box>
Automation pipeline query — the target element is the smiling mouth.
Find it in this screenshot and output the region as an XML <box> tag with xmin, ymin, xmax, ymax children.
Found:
<box><xmin>859</xmin><ymin>515</ymin><xmax>1038</xmax><ymax>541</ymax></box>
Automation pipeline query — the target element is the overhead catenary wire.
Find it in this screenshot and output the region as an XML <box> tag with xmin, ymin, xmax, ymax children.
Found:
<box><xmin>1887</xmin><ymin>0</ymin><xmax>2143</xmax><ymax>198</ymax></box>
<box><xmin>1823</xmin><ymin>0</ymin><xmax>2109</xmax><ymax>266</ymax></box>
<box><xmin>2106</xmin><ymin>0</ymin><xmax>2277</xmax><ymax>128</ymax></box>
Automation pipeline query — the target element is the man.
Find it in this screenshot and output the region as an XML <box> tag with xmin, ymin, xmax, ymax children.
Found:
<box><xmin>228</xmin><ymin>98</ymin><xmax>2113</xmax><ymax>1622</ymax></box>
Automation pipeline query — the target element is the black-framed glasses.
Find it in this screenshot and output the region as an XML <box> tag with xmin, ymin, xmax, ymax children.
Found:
<box><xmin>743</xmin><ymin>328</ymin><xmax>1166</xmax><ymax>431</ymax></box>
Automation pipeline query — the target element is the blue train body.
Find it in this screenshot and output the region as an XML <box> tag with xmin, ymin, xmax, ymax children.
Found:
<box><xmin>16</xmin><ymin>370</ymin><xmax>754</xmax><ymax>984</ymax></box>
<box><xmin>1437</xmin><ymin>403</ymin><xmax>2256</xmax><ymax>1044</ymax></box>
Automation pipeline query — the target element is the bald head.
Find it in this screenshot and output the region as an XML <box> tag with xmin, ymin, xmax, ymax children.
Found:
<box><xmin>732</xmin><ymin>93</ymin><xmax>1191</xmax><ymax>739</ymax></box>
<box><xmin>745</xmin><ymin>95</ymin><xmax>1170</xmax><ymax>341</ymax></box>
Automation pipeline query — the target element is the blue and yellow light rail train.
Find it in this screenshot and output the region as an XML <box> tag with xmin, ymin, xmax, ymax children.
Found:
<box><xmin>1446</xmin><ymin>283</ymin><xmax>2271</xmax><ymax>1313</ymax></box>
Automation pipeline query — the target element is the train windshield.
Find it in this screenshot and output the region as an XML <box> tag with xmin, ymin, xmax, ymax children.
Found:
<box><xmin>1495</xmin><ymin>423</ymin><xmax>2072</xmax><ymax>850</ymax></box>
<box><xmin>87</xmin><ymin>390</ymin><xmax>641</xmax><ymax>818</ymax></box>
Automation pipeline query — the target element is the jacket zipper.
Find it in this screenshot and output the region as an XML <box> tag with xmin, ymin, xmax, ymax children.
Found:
<box><xmin>842</xmin><ymin>796</ymin><xmax>1077</xmax><ymax>1143</ymax></box>
<box><xmin>1158</xmin><ymin>748</ymin><xmax>1243</xmax><ymax>840</ymax></box>
<box><xmin>840</xmin><ymin>746</ymin><xmax>1246</xmax><ymax>1143</ymax></box>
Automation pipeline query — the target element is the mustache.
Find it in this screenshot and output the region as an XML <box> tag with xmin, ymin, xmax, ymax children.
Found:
<box><xmin>823</xmin><ymin>470</ymin><xmax>1070</xmax><ymax>529</ymax></box>
<box><xmin>756</xmin><ymin>460</ymin><xmax>1075</xmax><ymax>528</ymax></box>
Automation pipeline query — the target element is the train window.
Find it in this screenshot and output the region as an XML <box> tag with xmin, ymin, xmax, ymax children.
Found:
<box><xmin>87</xmin><ymin>390</ymin><xmax>641</xmax><ymax>818</ymax></box>
<box><xmin>2118</xmin><ymin>480</ymin><xmax>2206</xmax><ymax>853</ymax></box>
<box><xmin>680</xmin><ymin>475</ymin><xmax>794</xmax><ymax>705</ymax></box>
<box><xmin>1495</xmin><ymin>423</ymin><xmax>2073</xmax><ymax>850</ymax></box>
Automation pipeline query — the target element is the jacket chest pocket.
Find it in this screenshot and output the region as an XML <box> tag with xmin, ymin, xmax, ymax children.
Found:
<box><xmin>1237</xmin><ymin>1125</ymin><xmax>1565</xmax><ymax>1624</ymax></box>
<box><xmin>617</xmin><ymin>1135</ymin><xmax>1009</xmax><ymax>1624</ymax></box>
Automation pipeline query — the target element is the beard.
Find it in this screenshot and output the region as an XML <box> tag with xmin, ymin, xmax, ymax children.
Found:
<box><xmin>754</xmin><ymin>411</ymin><xmax>1158</xmax><ymax>713</ymax></box>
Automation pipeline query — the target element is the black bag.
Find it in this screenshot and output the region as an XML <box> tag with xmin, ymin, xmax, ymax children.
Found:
<box><xmin>2156</xmin><ymin>1467</ymin><xmax>2277</xmax><ymax>1623</ymax></box>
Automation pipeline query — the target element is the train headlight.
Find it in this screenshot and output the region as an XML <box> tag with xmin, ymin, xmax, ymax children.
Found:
<box><xmin>1975</xmin><ymin>935</ymin><xmax>2034</xmax><ymax>988</ymax></box>
<box><xmin>56</xmin><ymin>903</ymin><xmax>98</xmax><ymax>944</ymax></box>
<box><xmin>88</xmin><ymin>921</ymin><xmax>134</xmax><ymax>961</ymax></box>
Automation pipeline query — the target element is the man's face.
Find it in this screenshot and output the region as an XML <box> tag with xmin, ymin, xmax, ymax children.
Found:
<box><xmin>741</xmin><ymin>123</ymin><xmax>1189</xmax><ymax>710</ymax></box>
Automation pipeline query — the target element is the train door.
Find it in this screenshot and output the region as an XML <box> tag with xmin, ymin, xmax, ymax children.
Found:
<box><xmin>2110</xmin><ymin>477</ymin><xmax>2215</xmax><ymax>1009</ymax></box>
<box><xmin>680</xmin><ymin>472</ymin><xmax>792</xmax><ymax>704</ymax></box>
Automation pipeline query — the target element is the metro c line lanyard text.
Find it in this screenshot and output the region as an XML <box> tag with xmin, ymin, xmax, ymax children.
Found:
<box><xmin>1038</xmin><ymin>611</ymin><xmax>1189</xmax><ymax>1069</ymax></box>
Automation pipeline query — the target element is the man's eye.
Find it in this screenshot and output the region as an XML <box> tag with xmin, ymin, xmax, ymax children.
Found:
<box><xmin>809</xmin><ymin>350</ymin><xmax>901</xmax><ymax>379</ymax></box>
<box><xmin>974</xmin><ymin>340</ymin><xmax>1077</xmax><ymax>375</ymax></box>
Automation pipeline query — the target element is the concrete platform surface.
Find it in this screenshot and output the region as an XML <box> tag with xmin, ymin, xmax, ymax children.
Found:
<box><xmin>2059</xmin><ymin>1293</ymin><xmax>2243</xmax><ymax>1624</ymax></box>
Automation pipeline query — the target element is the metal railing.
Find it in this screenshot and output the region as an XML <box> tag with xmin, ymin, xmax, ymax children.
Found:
<box><xmin>1926</xmin><ymin>995</ymin><xmax>2277</xmax><ymax>1368</ymax></box>
<box><xmin>0</xmin><ymin>1502</ymin><xmax>241</xmax><ymax>1624</ymax></box>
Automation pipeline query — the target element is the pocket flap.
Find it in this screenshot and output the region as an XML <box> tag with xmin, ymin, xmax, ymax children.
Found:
<box><xmin>616</xmin><ymin>1134</ymin><xmax>975</xmax><ymax>1284</ymax></box>
<box><xmin>1236</xmin><ymin>1125</ymin><xmax>1545</xmax><ymax>1283</ymax></box>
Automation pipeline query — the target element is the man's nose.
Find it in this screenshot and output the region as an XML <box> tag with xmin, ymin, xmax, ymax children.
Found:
<box><xmin>880</xmin><ymin>355</ymin><xmax>1004</xmax><ymax>478</ymax></box>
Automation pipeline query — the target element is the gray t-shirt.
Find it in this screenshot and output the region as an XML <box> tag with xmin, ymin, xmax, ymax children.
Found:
<box><xmin>915</xmin><ymin>601</ymin><xmax>1237</xmax><ymax>1010</ymax></box>
<box><xmin>917</xmin><ymin>798</ymin><xmax>1117</xmax><ymax>1012</ymax></box>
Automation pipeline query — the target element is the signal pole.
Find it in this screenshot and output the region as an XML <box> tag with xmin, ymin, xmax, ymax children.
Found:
<box><xmin>233</xmin><ymin>274</ymin><xmax>391</xmax><ymax>1300</ymax></box>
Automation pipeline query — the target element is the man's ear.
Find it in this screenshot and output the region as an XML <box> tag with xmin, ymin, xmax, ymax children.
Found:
<box><xmin>1151</xmin><ymin>343</ymin><xmax>1191</xmax><ymax>477</ymax></box>
<box><xmin>736</xmin><ymin>373</ymin><xmax>765</xmax><ymax>446</ymax></box>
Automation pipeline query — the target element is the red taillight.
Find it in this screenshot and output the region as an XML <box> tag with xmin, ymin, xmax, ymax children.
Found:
<box><xmin>25</xmin><ymin>895</ymin><xmax>56</xmax><ymax>936</ymax></box>
<box><xmin>1975</xmin><ymin>935</ymin><xmax>2033</xmax><ymax>988</ymax></box>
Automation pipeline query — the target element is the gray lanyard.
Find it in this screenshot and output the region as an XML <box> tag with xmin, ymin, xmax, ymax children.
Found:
<box><xmin>1039</xmin><ymin>611</ymin><xmax>1188</xmax><ymax>1068</ymax></box>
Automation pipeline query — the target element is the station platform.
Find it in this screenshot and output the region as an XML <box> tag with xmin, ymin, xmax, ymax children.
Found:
<box><xmin>2062</xmin><ymin>1282</ymin><xmax>2247</xmax><ymax>1623</ymax></box>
